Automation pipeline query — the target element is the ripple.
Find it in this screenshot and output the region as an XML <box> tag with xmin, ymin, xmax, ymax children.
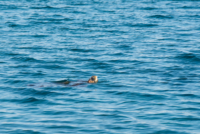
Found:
<box><xmin>0</xmin><ymin>129</ymin><xmax>45</xmax><ymax>134</ymax></box>
<box><xmin>1</xmin><ymin>97</ymin><xmax>47</xmax><ymax>104</ymax></box>
<box><xmin>126</xmin><ymin>23</ymin><xmax>158</xmax><ymax>28</ymax></box>
<box><xmin>148</xmin><ymin>15</ymin><xmax>174</xmax><ymax>19</ymax></box>
<box><xmin>139</xmin><ymin>7</ymin><xmax>158</xmax><ymax>10</ymax></box>
<box><xmin>1</xmin><ymin>0</ymin><xmax>200</xmax><ymax>133</ymax></box>
<box><xmin>106</xmin><ymin>90</ymin><xmax>167</xmax><ymax>101</ymax></box>
<box><xmin>150</xmin><ymin>130</ymin><xmax>189</xmax><ymax>134</ymax></box>
<box><xmin>11</xmin><ymin>56</ymin><xmax>42</xmax><ymax>63</ymax></box>
<box><xmin>176</xmin><ymin>52</ymin><xmax>200</xmax><ymax>64</ymax></box>
<box><xmin>170</xmin><ymin>116</ymin><xmax>200</xmax><ymax>122</ymax></box>
<box><xmin>30</xmin><ymin>5</ymin><xmax>55</xmax><ymax>9</ymax></box>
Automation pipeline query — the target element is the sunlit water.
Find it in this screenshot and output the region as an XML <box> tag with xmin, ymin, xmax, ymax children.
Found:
<box><xmin>1</xmin><ymin>0</ymin><xmax>200</xmax><ymax>134</ymax></box>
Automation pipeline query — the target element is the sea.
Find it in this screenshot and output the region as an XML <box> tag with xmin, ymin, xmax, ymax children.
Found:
<box><xmin>0</xmin><ymin>0</ymin><xmax>200</xmax><ymax>134</ymax></box>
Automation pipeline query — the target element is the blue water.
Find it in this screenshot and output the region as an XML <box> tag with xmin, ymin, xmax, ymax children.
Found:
<box><xmin>1</xmin><ymin>0</ymin><xmax>200</xmax><ymax>133</ymax></box>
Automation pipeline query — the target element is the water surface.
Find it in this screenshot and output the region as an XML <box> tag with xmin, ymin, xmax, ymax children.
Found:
<box><xmin>1</xmin><ymin>0</ymin><xmax>200</xmax><ymax>134</ymax></box>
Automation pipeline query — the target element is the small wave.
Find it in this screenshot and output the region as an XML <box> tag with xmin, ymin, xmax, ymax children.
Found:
<box><xmin>30</xmin><ymin>5</ymin><xmax>55</xmax><ymax>9</ymax></box>
<box><xmin>175</xmin><ymin>52</ymin><xmax>200</xmax><ymax>64</ymax></box>
<box><xmin>11</xmin><ymin>56</ymin><xmax>43</xmax><ymax>63</ymax></box>
<box><xmin>108</xmin><ymin>59</ymin><xmax>130</xmax><ymax>63</ymax></box>
<box><xmin>32</xmin><ymin>34</ymin><xmax>49</xmax><ymax>38</ymax></box>
<box><xmin>178</xmin><ymin>93</ymin><xmax>199</xmax><ymax>98</ymax></box>
<box><xmin>178</xmin><ymin>107</ymin><xmax>200</xmax><ymax>111</ymax></box>
<box><xmin>1</xmin><ymin>129</ymin><xmax>45</xmax><ymax>134</ymax></box>
<box><xmin>5</xmin><ymin>79</ymin><xmax>28</xmax><ymax>84</ymax></box>
<box><xmin>42</xmin><ymin>110</ymin><xmax>77</xmax><ymax>115</ymax></box>
<box><xmin>139</xmin><ymin>7</ymin><xmax>158</xmax><ymax>10</ymax></box>
<box><xmin>0</xmin><ymin>4</ymin><xmax>20</xmax><ymax>10</ymax></box>
<box><xmin>180</xmin><ymin>5</ymin><xmax>200</xmax><ymax>9</ymax></box>
<box><xmin>148</xmin><ymin>15</ymin><xmax>173</xmax><ymax>19</ymax></box>
<box><xmin>0</xmin><ymin>51</ymin><xmax>23</xmax><ymax>56</ymax></box>
<box><xmin>126</xmin><ymin>23</ymin><xmax>158</xmax><ymax>28</ymax></box>
<box><xmin>150</xmin><ymin>129</ymin><xmax>188</xmax><ymax>134</ymax></box>
<box><xmin>170</xmin><ymin>116</ymin><xmax>200</xmax><ymax>121</ymax></box>
<box><xmin>1</xmin><ymin>97</ymin><xmax>47</xmax><ymax>104</ymax></box>
<box><xmin>106</xmin><ymin>90</ymin><xmax>167</xmax><ymax>101</ymax></box>
<box><xmin>5</xmin><ymin>21</ymin><xmax>30</xmax><ymax>28</ymax></box>
<box><xmin>24</xmin><ymin>88</ymin><xmax>62</xmax><ymax>96</ymax></box>
<box><xmin>70</xmin><ymin>48</ymin><xmax>97</xmax><ymax>53</ymax></box>
<box><xmin>21</xmin><ymin>97</ymin><xmax>42</xmax><ymax>103</ymax></box>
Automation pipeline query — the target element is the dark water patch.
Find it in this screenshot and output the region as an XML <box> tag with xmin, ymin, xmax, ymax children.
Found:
<box><xmin>9</xmin><ymin>64</ymin><xmax>31</xmax><ymax>69</ymax></box>
<box><xmin>176</xmin><ymin>33</ymin><xmax>194</xmax><ymax>37</ymax></box>
<box><xmin>139</xmin><ymin>7</ymin><xmax>158</xmax><ymax>10</ymax></box>
<box><xmin>126</xmin><ymin>23</ymin><xmax>158</xmax><ymax>28</ymax></box>
<box><xmin>185</xmin><ymin>14</ymin><xmax>200</xmax><ymax>18</ymax></box>
<box><xmin>103</xmin><ymin>125</ymin><xmax>130</xmax><ymax>132</ymax></box>
<box><xmin>7</xmin><ymin>23</ymin><xmax>20</xmax><ymax>28</ymax></box>
<box><xmin>30</xmin><ymin>5</ymin><xmax>56</xmax><ymax>9</ymax></box>
<box><xmin>110</xmin><ymin>52</ymin><xmax>125</xmax><ymax>56</ymax></box>
<box><xmin>6</xmin><ymin>22</ymin><xmax>31</xmax><ymax>29</ymax></box>
<box><xmin>1</xmin><ymin>129</ymin><xmax>45</xmax><ymax>134</ymax></box>
<box><xmin>163</xmin><ymin>65</ymin><xmax>186</xmax><ymax>72</ymax></box>
<box><xmin>148</xmin><ymin>15</ymin><xmax>174</xmax><ymax>19</ymax></box>
<box><xmin>70</xmin><ymin>48</ymin><xmax>98</xmax><ymax>53</ymax></box>
<box><xmin>71</xmin><ymin>10</ymin><xmax>87</xmax><ymax>14</ymax></box>
<box><xmin>0</xmin><ymin>4</ymin><xmax>21</xmax><ymax>10</ymax></box>
<box><xmin>180</xmin><ymin>5</ymin><xmax>200</xmax><ymax>9</ymax></box>
<box><xmin>1</xmin><ymin>97</ymin><xmax>47</xmax><ymax>104</ymax></box>
<box><xmin>21</xmin><ymin>88</ymin><xmax>63</xmax><ymax>97</ymax></box>
<box><xmin>115</xmin><ymin>44</ymin><xmax>134</xmax><ymax>50</ymax></box>
<box><xmin>175</xmin><ymin>52</ymin><xmax>200</xmax><ymax>64</ymax></box>
<box><xmin>65</xmin><ymin>1</ymin><xmax>91</xmax><ymax>6</ymax></box>
<box><xmin>20</xmin><ymin>71</ymin><xmax>46</xmax><ymax>77</ymax></box>
<box><xmin>103</xmin><ymin>29</ymin><xmax>128</xmax><ymax>34</ymax></box>
<box><xmin>170</xmin><ymin>116</ymin><xmax>200</xmax><ymax>122</ymax></box>
<box><xmin>47</xmin><ymin>124</ymin><xmax>78</xmax><ymax>129</ymax></box>
<box><xmin>32</xmin><ymin>34</ymin><xmax>49</xmax><ymax>38</ymax></box>
<box><xmin>71</xmin><ymin>57</ymin><xmax>98</xmax><ymax>62</ymax></box>
<box><xmin>119</xmin><ymin>100</ymin><xmax>138</xmax><ymax>105</ymax></box>
<box><xmin>11</xmin><ymin>56</ymin><xmax>43</xmax><ymax>63</ymax></box>
<box><xmin>42</xmin><ymin>110</ymin><xmax>77</xmax><ymax>115</ymax></box>
<box><xmin>180</xmin><ymin>101</ymin><xmax>200</xmax><ymax>106</ymax></box>
<box><xmin>96</xmin><ymin>9</ymin><xmax>116</xmax><ymax>14</ymax></box>
<box><xmin>22</xmin><ymin>97</ymin><xmax>42</xmax><ymax>104</ymax></box>
<box><xmin>108</xmin><ymin>59</ymin><xmax>133</xmax><ymax>64</ymax></box>
<box><xmin>135</xmin><ymin>68</ymin><xmax>162</xmax><ymax>74</ymax></box>
<box><xmin>174</xmin><ymin>77</ymin><xmax>188</xmax><ymax>80</ymax></box>
<box><xmin>106</xmin><ymin>90</ymin><xmax>167</xmax><ymax>101</ymax></box>
<box><xmin>96</xmin><ymin>113</ymin><xmax>129</xmax><ymax>121</ymax></box>
<box><xmin>87</xmin><ymin>62</ymin><xmax>113</xmax><ymax>70</ymax></box>
<box><xmin>29</xmin><ymin>20</ymin><xmax>56</xmax><ymax>25</ymax></box>
<box><xmin>78</xmin><ymin>129</ymin><xmax>105</xmax><ymax>133</ymax></box>
<box><xmin>170</xmin><ymin>76</ymin><xmax>199</xmax><ymax>84</ymax></box>
<box><xmin>164</xmin><ymin>121</ymin><xmax>193</xmax><ymax>128</ymax></box>
<box><xmin>149</xmin><ymin>129</ymin><xmax>189</xmax><ymax>134</ymax></box>
<box><xmin>178</xmin><ymin>93</ymin><xmax>199</xmax><ymax>98</ymax></box>
<box><xmin>0</xmin><ymin>51</ymin><xmax>26</xmax><ymax>57</ymax></box>
<box><xmin>4</xmin><ymin>79</ymin><xmax>28</xmax><ymax>85</ymax></box>
<box><xmin>0</xmin><ymin>61</ymin><xmax>6</xmax><ymax>64</ymax></box>
<box><xmin>35</xmin><ymin>64</ymin><xmax>66</xmax><ymax>70</ymax></box>
<box><xmin>174</xmin><ymin>0</ymin><xmax>200</xmax><ymax>2</ymax></box>
<box><xmin>74</xmin><ymin>99</ymin><xmax>102</xmax><ymax>104</ymax></box>
<box><xmin>178</xmin><ymin>107</ymin><xmax>200</xmax><ymax>111</ymax></box>
<box><xmin>36</xmin><ymin>18</ymin><xmax>65</xmax><ymax>24</ymax></box>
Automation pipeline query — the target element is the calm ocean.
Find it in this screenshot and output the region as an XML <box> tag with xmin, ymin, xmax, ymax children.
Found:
<box><xmin>1</xmin><ymin>0</ymin><xmax>200</xmax><ymax>134</ymax></box>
